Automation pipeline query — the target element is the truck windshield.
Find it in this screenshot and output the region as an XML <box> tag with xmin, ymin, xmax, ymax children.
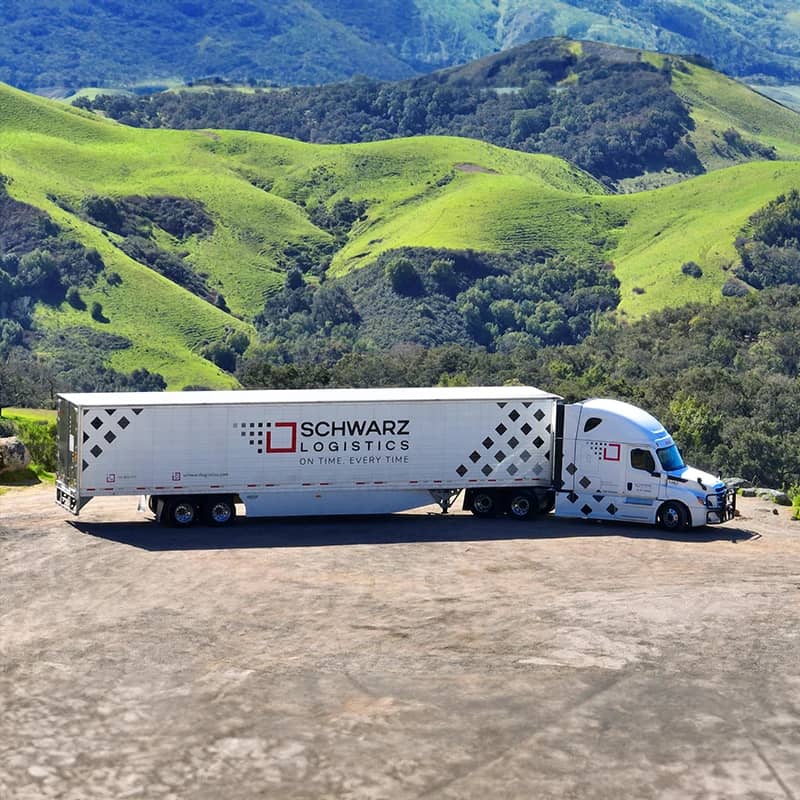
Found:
<box><xmin>657</xmin><ymin>445</ymin><xmax>685</xmax><ymax>472</ymax></box>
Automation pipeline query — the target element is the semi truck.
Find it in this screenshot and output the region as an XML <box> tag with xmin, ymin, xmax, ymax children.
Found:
<box><xmin>55</xmin><ymin>386</ymin><xmax>735</xmax><ymax>530</ymax></box>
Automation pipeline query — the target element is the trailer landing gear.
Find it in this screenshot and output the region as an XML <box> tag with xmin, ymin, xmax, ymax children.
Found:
<box><xmin>429</xmin><ymin>489</ymin><xmax>462</xmax><ymax>514</ymax></box>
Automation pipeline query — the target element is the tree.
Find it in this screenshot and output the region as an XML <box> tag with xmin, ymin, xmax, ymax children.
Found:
<box><xmin>385</xmin><ymin>258</ymin><xmax>423</xmax><ymax>296</ymax></box>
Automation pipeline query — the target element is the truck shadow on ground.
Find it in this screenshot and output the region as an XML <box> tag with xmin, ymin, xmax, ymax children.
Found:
<box><xmin>70</xmin><ymin>513</ymin><xmax>759</xmax><ymax>552</ymax></box>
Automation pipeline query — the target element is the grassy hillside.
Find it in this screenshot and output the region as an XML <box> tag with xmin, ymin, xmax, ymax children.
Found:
<box><xmin>668</xmin><ymin>59</ymin><xmax>800</xmax><ymax>167</ymax></box>
<box><xmin>607</xmin><ymin>162</ymin><xmax>800</xmax><ymax>315</ymax></box>
<box><xmin>0</xmin><ymin>83</ymin><xmax>606</xmax><ymax>386</ymax></box>
<box><xmin>3</xmin><ymin>1</ymin><xmax>800</xmax><ymax>92</ymax></box>
<box><xmin>3</xmin><ymin>80</ymin><xmax>800</xmax><ymax>388</ymax></box>
<box><xmin>82</xmin><ymin>38</ymin><xmax>800</xmax><ymax>192</ymax></box>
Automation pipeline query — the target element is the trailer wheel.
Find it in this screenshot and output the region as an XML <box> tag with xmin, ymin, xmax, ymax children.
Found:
<box><xmin>471</xmin><ymin>491</ymin><xmax>497</xmax><ymax>518</ymax></box>
<box><xmin>508</xmin><ymin>491</ymin><xmax>535</xmax><ymax>521</ymax></box>
<box><xmin>203</xmin><ymin>497</ymin><xmax>236</xmax><ymax>526</ymax></box>
<box><xmin>166</xmin><ymin>498</ymin><xmax>198</xmax><ymax>527</ymax></box>
<box><xmin>658</xmin><ymin>501</ymin><xmax>689</xmax><ymax>532</ymax></box>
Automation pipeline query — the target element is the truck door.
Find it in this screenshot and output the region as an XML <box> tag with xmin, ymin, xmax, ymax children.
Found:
<box><xmin>622</xmin><ymin>446</ymin><xmax>661</xmax><ymax>520</ymax></box>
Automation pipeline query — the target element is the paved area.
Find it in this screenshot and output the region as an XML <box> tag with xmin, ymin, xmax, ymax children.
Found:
<box><xmin>1</xmin><ymin>485</ymin><xmax>799</xmax><ymax>799</ymax></box>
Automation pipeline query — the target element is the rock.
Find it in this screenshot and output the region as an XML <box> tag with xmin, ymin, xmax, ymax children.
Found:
<box><xmin>740</xmin><ymin>488</ymin><xmax>757</xmax><ymax>497</ymax></box>
<box><xmin>754</xmin><ymin>487</ymin><xmax>792</xmax><ymax>506</ymax></box>
<box><xmin>724</xmin><ymin>477</ymin><xmax>750</xmax><ymax>490</ymax></box>
<box><xmin>0</xmin><ymin>436</ymin><xmax>31</xmax><ymax>474</ymax></box>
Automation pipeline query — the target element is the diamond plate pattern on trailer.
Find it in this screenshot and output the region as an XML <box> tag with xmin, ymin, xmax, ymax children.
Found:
<box><xmin>581</xmin><ymin>504</ymin><xmax>593</xmax><ymax>516</ymax></box>
<box><xmin>81</xmin><ymin>407</ymin><xmax>144</xmax><ymax>471</ymax></box>
<box><xmin>455</xmin><ymin>401</ymin><xmax>553</xmax><ymax>482</ymax></box>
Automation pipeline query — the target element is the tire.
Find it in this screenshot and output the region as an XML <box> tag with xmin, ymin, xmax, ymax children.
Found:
<box><xmin>658</xmin><ymin>501</ymin><xmax>689</xmax><ymax>532</ymax></box>
<box><xmin>165</xmin><ymin>498</ymin><xmax>198</xmax><ymax>527</ymax></box>
<box><xmin>470</xmin><ymin>491</ymin><xmax>497</xmax><ymax>518</ymax></box>
<box><xmin>507</xmin><ymin>491</ymin><xmax>535</xmax><ymax>521</ymax></box>
<box><xmin>202</xmin><ymin>496</ymin><xmax>236</xmax><ymax>527</ymax></box>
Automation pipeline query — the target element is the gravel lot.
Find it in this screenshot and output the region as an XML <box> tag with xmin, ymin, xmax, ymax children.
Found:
<box><xmin>1</xmin><ymin>485</ymin><xmax>799</xmax><ymax>799</ymax></box>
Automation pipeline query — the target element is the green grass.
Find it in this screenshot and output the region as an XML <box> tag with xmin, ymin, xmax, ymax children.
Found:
<box><xmin>0</xmin><ymin>409</ymin><xmax>56</xmax><ymax>486</ymax></box>
<box><xmin>1</xmin><ymin>408</ymin><xmax>57</xmax><ymax>422</ymax></box>
<box><xmin>605</xmin><ymin>161</ymin><xmax>800</xmax><ymax>316</ymax></box>
<box><xmin>672</xmin><ymin>62</ymin><xmax>800</xmax><ymax>166</ymax></box>
<box><xmin>3</xmin><ymin>74</ymin><xmax>800</xmax><ymax>386</ymax></box>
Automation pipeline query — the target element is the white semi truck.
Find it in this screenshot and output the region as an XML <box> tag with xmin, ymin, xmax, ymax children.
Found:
<box><xmin>55</xmin><ymin>386</ymin><xmax>735</xmax><ymax>530</ymax></box>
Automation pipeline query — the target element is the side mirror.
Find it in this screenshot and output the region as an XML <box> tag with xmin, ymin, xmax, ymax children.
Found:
<box><xmin>650</xmin><ymin>471</ymin><xmax>661</xmax><ymax>478</ymax></box>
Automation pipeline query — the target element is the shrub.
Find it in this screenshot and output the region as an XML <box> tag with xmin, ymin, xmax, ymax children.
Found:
<box><xmin>385</xmin><ymin>258</ymin><xmax>423</xmax><ymax>296</ymax></box>
<box><xmin>66</xmin><ymin>286</ymin><xmax>86</xmax><ymax>310</ymax></box>
<box><xmin>14</xmin><ymin>419</ymin><xmax>57</xmax><ymax>472</ymax></box>
<box><xmin>722</xmin><ymin>277</ymin><xmax>750</xmax><ymax>297</ymax></box>
<box><xmin>681</xmin><ymin>261</ymin><xmax>703</xmax><ymax>278</ymax></box>
<box><xmin>90</xmin><ymin>301</ymin><xmax>107</xmax><ymax>322</ymax></box>
<box><xmin>791</xmin><ymin>484</ymin><xmax>800</xmax><ymax>521</ymax></box>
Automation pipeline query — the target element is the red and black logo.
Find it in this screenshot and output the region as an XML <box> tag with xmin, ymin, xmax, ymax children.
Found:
<box><xmin>265</xmin><ymin>421</ymin><xmax>297</xmax><ymax>453</ymax></box>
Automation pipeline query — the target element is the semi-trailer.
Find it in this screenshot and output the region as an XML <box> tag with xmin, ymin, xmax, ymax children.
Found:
<box><xmin>55</xmin><ymin>386</ymin><xmax>735</xmax><ymax>530</ymax></box>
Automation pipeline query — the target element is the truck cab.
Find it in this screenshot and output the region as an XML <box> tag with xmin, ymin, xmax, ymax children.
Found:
<box><xmin>555</xmin><ymin>398</ymin><xmax>735</xmax><ymax>530</ymax></box>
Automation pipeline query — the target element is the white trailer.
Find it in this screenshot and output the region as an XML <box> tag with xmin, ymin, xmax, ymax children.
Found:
<box><xmin>55</xmin><ymin>386</ymin><xmax>735</xmax><ymax>530</ymax></box>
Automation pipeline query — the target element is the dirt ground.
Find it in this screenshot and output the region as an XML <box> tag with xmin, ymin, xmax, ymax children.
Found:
<box><xmin>1</xmin><ymin>484</ymin><xmax>799</xmax><ymax>799</ymax></box>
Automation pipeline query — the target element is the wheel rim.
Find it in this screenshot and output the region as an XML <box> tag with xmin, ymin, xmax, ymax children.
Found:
<box><xmin>474</xmin><ymin>494</ymin><xmax>493</xmax><ymax>514</ymax></box>
<box><xmin>510</xmin><ymin>496</ymin><xmax>531</xmax><ymax>518</ymax></box>
<box><xmin>173</xmin><ymin>502</ymin><xmax>195</xmax><ymax>525</ymax></box>
<box><xmin>662</xmin><ymin>505</ymin><xmax>682</xmax><ymax>529</ymax></box>
<box><xmin>209</xmin><ymin>501</ymin><xmax>232</xmax><ymax>524</ymax></box>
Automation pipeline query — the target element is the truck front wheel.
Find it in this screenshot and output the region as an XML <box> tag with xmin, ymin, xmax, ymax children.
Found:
<box><xmin>203</xmin><ymin>497</ymin><xmax>236</xmax><ymax>526</ymax></box>
<box><xmin>658</xmin><ymin>501</ymin><xmax>689</xmax><ymax>532</ymax></box>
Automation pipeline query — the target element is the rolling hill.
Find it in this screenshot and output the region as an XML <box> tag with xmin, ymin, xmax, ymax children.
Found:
<box><xmin>2</xmin><ymin>78</ymin><xmax>800</xmax><ymax>387</ymax></box>
<box><xmin>3</xmin><ymin>1</ymin><xmax>800</xmax><ymax>94</ymax></box>
<box><xmin>81</xmin><ymin>39</ymin><xmax>800</xmax><ymax>192</ymax></box>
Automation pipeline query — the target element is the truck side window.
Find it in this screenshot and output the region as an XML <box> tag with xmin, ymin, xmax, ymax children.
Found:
<box><xmin>631</xmin><ymin>448</ymin><xmax>656</xmax><ymax>472</ymax></box>
<box><xmin>583</xmin><ymin>417</ymin><xmax>602</xmax><ymax>433</ymax></box>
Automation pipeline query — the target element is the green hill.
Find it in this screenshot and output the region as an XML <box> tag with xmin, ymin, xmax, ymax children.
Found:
<box><xmin>81</xmin><ymin>39</ymin><xmax>800</xmax><ymax>191</ymax></box>
<box><xmin>3</xmin><ymin>1</ymin><xmax>800</xmax><ymax>92</ymax></box>
<box><xmin>2</xmin><ymin>80</ymin><xmax>800</xmax><ymax>388</ymax></box>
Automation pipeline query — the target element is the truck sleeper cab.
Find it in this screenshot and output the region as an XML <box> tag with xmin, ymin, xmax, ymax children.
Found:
<box><xmin>553</xmin><ymin>398</ymin><xmax>735</xmax><ymax>529</ymax></box>
<box><xmin>55</xmin><ymin>388</ymin><xmax>735</xmax><ymax>530</ymax></box>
